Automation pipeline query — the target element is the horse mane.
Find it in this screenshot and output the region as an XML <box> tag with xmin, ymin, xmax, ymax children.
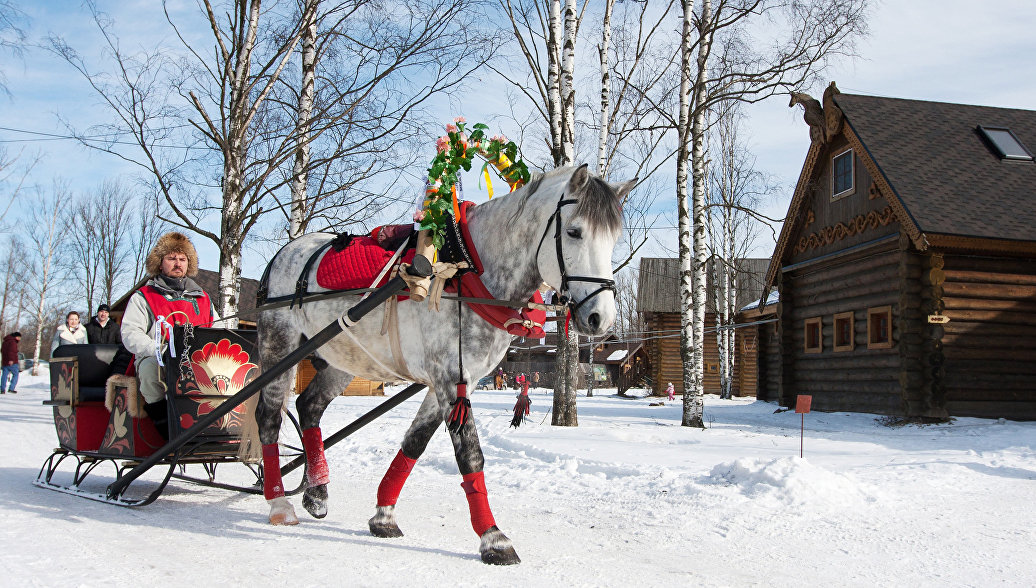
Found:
<box><xmin>506</xmin><ymin>167</ymin><xmax>622</xmax><ymax>234</ymax></box>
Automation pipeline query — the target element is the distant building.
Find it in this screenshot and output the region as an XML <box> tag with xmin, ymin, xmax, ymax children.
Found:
<box><xmin>637</xmin><ymin>257</ymin><xmax>770</xmax><ymax>396</ymax></box>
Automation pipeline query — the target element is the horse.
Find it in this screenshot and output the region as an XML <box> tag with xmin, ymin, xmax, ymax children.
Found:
<box><xmin>251</xmin><ymin>164</ymin><xmax>635</xmax><ymax>565</ymax></box>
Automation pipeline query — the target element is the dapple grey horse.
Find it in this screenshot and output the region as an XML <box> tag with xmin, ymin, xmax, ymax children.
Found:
<box><xmin>252</xmin><ymin>164</ymin><xmax>634</xmax><ymax>565</ymax></box>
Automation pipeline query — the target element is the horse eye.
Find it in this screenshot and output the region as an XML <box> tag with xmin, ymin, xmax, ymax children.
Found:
<box><xmin>566</xmin><ymin>227</ymin><xmax>582</xmax><ymax>239</ymax></box>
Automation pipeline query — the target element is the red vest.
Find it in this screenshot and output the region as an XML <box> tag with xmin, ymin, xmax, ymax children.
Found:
<box><xmin>139</xmin><ymin>285</ymin><xmax>214</xmax><ymax>328</ymax></box>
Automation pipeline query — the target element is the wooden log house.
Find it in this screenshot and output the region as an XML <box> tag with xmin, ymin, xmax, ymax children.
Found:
<box><xmin>765</xmin><ymin>84</ymin><xmax>1036</xmax><ymax>419</ymax></box>
<box><xmin>637</xmin><ymin>257</ymin><xmax>770</xmax><ymax>396</ymax></box>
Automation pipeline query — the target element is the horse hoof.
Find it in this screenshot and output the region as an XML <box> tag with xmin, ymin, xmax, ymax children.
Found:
<box><xmin>479</xmin><ymin>526</ymin><xmax>520</xmax><ymax>565</ymax></box>
<box><xmin>369</xmin><ymin>521</ymin><xmax>404</xmax><ymax>538</ymax></box>
<box><xmin>303</xmin><ymin>484</ymin><xmax>328</xmax><ymax>519</ymax></box>
<box><xmin>369</xmin><ymin>505</ymin><xmax>403</xmax><ymax>538</ymax></box>
<box><xmin>268</xmin><ymin>497</ymin><xmax>299</xmax><ymax>526</ymax></box>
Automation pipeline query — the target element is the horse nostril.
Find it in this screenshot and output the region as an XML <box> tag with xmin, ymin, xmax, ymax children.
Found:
<box><xmin>587</xmin><ymin>312</ymin><xmax>600</xmax><ymax>331</ymax></box>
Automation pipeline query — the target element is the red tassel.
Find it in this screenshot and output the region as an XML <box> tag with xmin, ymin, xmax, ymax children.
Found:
<box><xmin>446</xmin><ymin>383</ymin><xmax>471</xmax><ymax>433</ymax></box>
<box><xmin>564</xmin><ymin>309</ymin><xmax>571</xmax><ymax>337</ymax></box>
<box><xmin>510</xmin><ymin>392</ymin><xmax>531</xmax><ymax>428</ymax></box>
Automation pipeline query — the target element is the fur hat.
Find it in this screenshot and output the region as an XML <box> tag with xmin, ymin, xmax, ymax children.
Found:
<box><xmin>145</xmin><ymin>232</ymin><xmax>199</xmax><ymax>277</ymax></box>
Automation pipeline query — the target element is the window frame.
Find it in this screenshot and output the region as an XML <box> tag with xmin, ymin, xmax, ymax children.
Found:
<box><xmin>833</xmin><ymin>311</ymin><xmax>855</xmax><ymax>352</ymax></box>
<box><xmin>867</xmin><ymin>305</ymin><xmax>894</xmax><ymax>350</ymax></box>
<box><xmin>831</xmin><ymin>148</ymin><xmax>855</xmax><ymax>200</ymax></box>
<box><xmin>977</xmin><ymin>126</ymin><xmax>1034</xmax><ymax>161</ymax></box>
<box><xmin>804</xmin><ymin>317</ymin><xmax>822</xmax><ymax>354</ymax></box>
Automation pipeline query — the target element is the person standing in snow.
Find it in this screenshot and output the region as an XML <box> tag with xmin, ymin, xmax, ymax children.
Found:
<box><xmin>1</xmin><ymin>331</ymin><xmax>21</xmax><ymax>394</ymax></box>
<box><xmin>51</xmin><ymin>311</ymin><xmax>88</xmax><ymax>353</ymax></box>
<box><xmin>121</xmin><ymin>232</ymin><xmax>219</xmax><ymax>439</ymax></box>
<box><xmin>666</xmin><ymin>382</ymin><xmax>675</xmax><ymax>401</ymax></box>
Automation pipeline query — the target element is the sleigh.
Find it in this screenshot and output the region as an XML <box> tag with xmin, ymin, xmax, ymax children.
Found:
<box><xmin>34</xmin><ymin>255</ymin><xmax>435</xmax><ymax>507</ymax></box>
<box><xmin>35</xmin><ymin>329</ymin><xmax>308</xmax><ymax>506</ymax></box>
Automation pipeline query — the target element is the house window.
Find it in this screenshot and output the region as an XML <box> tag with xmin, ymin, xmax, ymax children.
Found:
<box><xmin>804</xmin><ymin>317</ymin><xmax>822</xmax><ymax>353</ymax></box>
<box><xmin>833</xmin><ymin>311</ymin><xmax>854</xmax><ymax>352</ymax></box>
<box><xmin>832</xmin><ymin>148</ymin><xmax>854</xmax><ymax>199</ymax></box>
<box><xmin>868</xmin><ymin>306</ymin><xmax>894</xmax><ymax>349</ymax></box>
<box><xmin>706</xmin><ymin>362</ymin><xmax>719</xmax><ymax>373</ymax></box>
<box><xmin>977</xmin><ymin>126</ymin><xmax>1034</xmax><ymax>161</ymax></box>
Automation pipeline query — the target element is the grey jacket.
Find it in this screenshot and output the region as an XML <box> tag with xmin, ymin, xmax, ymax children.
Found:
<box><xmin>121</xmin><ymin>276</ymin><xmax>221</xmax><ymax>366</ymax></box>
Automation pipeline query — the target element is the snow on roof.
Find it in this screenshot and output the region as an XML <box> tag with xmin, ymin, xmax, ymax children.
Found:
<box><xmin>740</xmin><ymin>289</ymin><xmax>779</xmax><ymax>312</ymax></box>
<box><xmin>606</xmin><ymin>350</ymin><xmax>628</xmax><ymax>361</ymax></box>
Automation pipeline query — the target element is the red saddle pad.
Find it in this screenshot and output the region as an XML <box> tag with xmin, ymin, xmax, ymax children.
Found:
<box><xmin>316</xmin><ymin>234</ymin><xmax>415</xmax><ymax>291</ymax></box>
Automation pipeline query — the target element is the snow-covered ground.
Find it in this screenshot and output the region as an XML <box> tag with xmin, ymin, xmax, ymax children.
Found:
<box><xmin>1</xmin><ymin>370</ymin><xmax>1034</xmax><ymax>587</ymax></box>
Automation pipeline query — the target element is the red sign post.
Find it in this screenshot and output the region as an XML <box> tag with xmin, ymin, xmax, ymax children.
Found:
<box><xmin>795</xmin><ymin>395</ymin><xmax>812</xmax><ymax>458</ymax></box>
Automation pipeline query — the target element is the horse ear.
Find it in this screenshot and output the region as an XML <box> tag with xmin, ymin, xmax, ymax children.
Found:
<box><xmin>567</xmin><ymin>164</ymin><xmax>590</xmax><ymax>193</ymax></box>
<box><xmin>613</xmin><ymin>178</ymin><xmax>638</xmax><ymax>204</ymax></box>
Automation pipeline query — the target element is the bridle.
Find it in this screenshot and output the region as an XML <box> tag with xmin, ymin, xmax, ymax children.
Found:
<box><xmin>534</xmin><ymin>193</ymin><xmax>616</xmax><ymax>314</ymax></box>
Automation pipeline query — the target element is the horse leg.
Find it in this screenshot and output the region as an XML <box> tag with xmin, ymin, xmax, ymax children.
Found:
<box><xmin>369</xmin><ymin>390</ymin><xmax>441</xmax><ymax>538</ymax></box>
<box><xmin>295</xmin><ymin>356</ymin><xmax>353</xmax><ymax>519</ymax></box>
<box><xmin>256</xmin><ymin>316</ymin><xmax>300</xmax><ymax>526</ymax></box>
<box><xmin>443</xmin><ymin>396</ymin><xmax>520</xmax><ymax>566</ymax></box>
<box><xmin>256</xmin><ymin>387</ymin><xmax>299</xmax><ymax>525</ymax></box>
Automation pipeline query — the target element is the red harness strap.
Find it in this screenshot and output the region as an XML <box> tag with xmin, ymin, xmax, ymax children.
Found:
<box><xmin>445</xmin><ymin>201</ymin><xmax>547</xmax><ymax>338</ymax></box>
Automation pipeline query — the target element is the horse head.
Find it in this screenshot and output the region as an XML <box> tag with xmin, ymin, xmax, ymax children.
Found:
<box><xmin>535</xmin><ymin>164</ymin><xmax>636</xmax><ymax>337</ymax></box>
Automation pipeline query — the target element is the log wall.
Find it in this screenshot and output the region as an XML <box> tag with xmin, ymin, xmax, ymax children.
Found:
<box><xmin>755</xmin><ymin>321</ymin><xmax>781</xmax><ymax>402</ymax></box>
<box><xmin>778</xmin><ymin>240</ymin><xmax>904</xmax><ymax>414</ymax></box>
<box><xmin>938</xmin><ymin>254</ymin><xmax>1036</xmax><ymax>419</ymax></box>
<box><xmin>643</xmin><ymin>312</ymin><xmax>755</xmax><ymax>396</ymax></box>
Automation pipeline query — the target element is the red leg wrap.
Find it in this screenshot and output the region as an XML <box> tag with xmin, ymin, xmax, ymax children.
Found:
<box><xmin>461</xmin><ymin>471</ymin><xmax>496</xmax><ymax>536</ymax></box>
<box><xmin>302</xmin><ymin>427</ymin><xmax>330</xmax><ymax>486</ymax></box>
<box><xmin>377</xmin><ymin>449</ymin><xmax>417</xmax><ymax>507</ymax></box>
<box><xmin>262</xmin><ymin>443</ymin><xmax>285</xmax><ymax>500</ymax></box>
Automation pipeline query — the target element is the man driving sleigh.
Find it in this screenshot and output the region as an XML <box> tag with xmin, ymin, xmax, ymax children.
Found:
<box><xmin>121</xmin><ymin>232</ymin><xmax>219</xmax><ymax>438</ymax></box>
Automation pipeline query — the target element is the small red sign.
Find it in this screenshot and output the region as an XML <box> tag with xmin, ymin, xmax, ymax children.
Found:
<box><xmin>795</xmin><ymin>395</ymin><xmax>812</xmax><ymax>414</ymax></box>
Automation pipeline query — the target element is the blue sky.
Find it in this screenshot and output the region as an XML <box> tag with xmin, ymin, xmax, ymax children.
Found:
<box><xmin>3</xmin><ymin>0</ymin><xmax>1036</xmax><ymax>278</ymax></box>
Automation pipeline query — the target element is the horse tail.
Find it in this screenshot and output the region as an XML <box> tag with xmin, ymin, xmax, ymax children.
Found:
<box><xmin>237</xmin><ymin>388</ymin><xmax>291</xmax><ymax>462</ymax></box>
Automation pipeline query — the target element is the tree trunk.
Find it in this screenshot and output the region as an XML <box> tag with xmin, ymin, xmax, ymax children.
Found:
<box><xmin>546</xmin><ymin>0</ymin><xmax>563</xmax><ymax>164</ymax></box>
<box><xmin>560</xmin><ymin>0</ymin><xmax>577</xmax><ymax>166</ymax></box>
<box><xmin>596</xmin><ymin>0</ymin><xmax>615</xmax><ymax>177</ymax></box>
<box><xmin>677</xmin><ymin>0</ymin><xmax>703</xmax><ymax>427</ymax></box>
<box><xmin>289</xmin><ymin>0</ymin><xmax>318</xmax><ymax>240</ymax></box>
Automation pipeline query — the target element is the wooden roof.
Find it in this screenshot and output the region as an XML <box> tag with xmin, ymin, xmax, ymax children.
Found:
<box><xmin>835</xmin><ymin>93</ymin><xmax>1036</xmax><ymax>243</ymax></box>
<box><xmin>637</xmin><ymin>257</ymin><xmax>770</xmax><ymax>314</ymax></box>
<box><xmin>766</xmin><ymin>90</ymin><xmax>1036</xmax><ymax>292</ymax></box>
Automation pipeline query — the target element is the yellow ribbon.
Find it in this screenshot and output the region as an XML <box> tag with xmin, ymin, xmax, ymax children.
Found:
<box><xmin>484</xmin><ymin>168</ymin><xmax>494</xmax><ymax>199</ymax></box>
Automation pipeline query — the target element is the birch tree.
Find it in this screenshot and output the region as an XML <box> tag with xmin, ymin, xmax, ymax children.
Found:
<box><xmin>706</xmin><ymin>104</ymin><xmax>777</xmax><ymax>398</ymax></box>
<box><xmin>273</xmin><ymin>0</ymin><xmax>490</xmax><ymax>238</ymax></box>
<box><xmin>665</xmin><ymin>0</ymin><xmax>868</xmax><ymax>427</ymax></box>
<box><xmin>27</xmin><ymin>184</ymin><xmax>70</xmax><ymax>375</ymax></box>
<box><xmin>0</xmin><ymin>0</ymin><xmax>26</xmax><ymax>97</ymax></box>
<box><xmin>288</xmin><ymin>0</ymin><xmax>319</xmax><ymax>240</ymax></box>
<box><xmin>0</xmin><ymin>235</ymin><xmax>28</xmax><ymax>333</ymax></box>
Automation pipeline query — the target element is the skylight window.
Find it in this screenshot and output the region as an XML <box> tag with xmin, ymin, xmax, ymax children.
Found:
<box><xmin>978</xmin><ymin>126</ymin><xmax>1034</xmax><ymax>161</ymax></box>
